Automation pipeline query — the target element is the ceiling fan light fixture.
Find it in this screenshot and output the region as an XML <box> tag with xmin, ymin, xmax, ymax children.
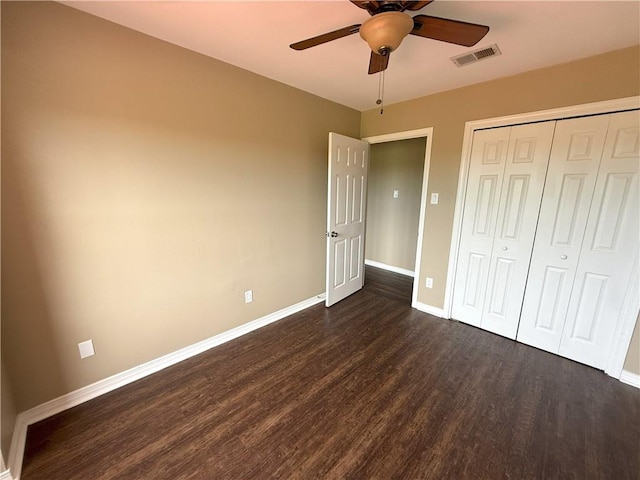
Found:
<box><xmin>359</xmin><ymin>11</ymin><xmax>413</xmax><ymax>54</ymax></box>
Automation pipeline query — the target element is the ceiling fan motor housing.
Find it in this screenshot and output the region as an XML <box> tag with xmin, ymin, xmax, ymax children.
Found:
<box><xmin>359</xmin><ymin>11</ymin><xmax>414</xmax><ymax>54</ymax></box>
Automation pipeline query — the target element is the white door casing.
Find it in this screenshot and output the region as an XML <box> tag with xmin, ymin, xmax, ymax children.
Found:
<box><xmin>517</xmin><ymin>115</ymin><xmax>611</xmax><ymax>353</ymax></box>
<box><xmin>558</xmin><ymin>110</ymin><xmax>639</xmax><ymax>368</ymax></box>
<box><xmin>362</xmin><ymin>128</ymin><xmax>434</xmax><ymax>313</ymax></box>
<box><xmin>326</xmin><ymin>133</ymin><xmax>369</xmax><ymax>307</ymax></box>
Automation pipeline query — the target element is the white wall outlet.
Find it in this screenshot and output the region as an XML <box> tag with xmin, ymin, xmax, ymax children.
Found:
<box><xmin>425</xmin><ymin>277</ymin><xmax>434</xmax><ymax>289</ymax></box>
<box><xmin>78</xmin><ymin>340</ymin><xmax>95</xmax><ymax>359</ymax></box>
<box><xmin>430</xmin><ymin>193</ymin><xmax>439</xmax><ymax>204</ymax></box>
<box><xmin>393</xmin><ymin>190</ymin><xmax>399</xmax><ymax>199</ymax></box>
<box><xmin>244</xmin><ymin>289</ymin><xmax>253</xmax><ymax>303</ymax></box>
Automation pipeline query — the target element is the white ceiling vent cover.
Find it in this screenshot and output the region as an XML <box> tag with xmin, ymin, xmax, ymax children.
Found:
<box><xmin>451</xmin><ymin>44</ymin><xmax>502</xmax><ymax>67</ymax></box>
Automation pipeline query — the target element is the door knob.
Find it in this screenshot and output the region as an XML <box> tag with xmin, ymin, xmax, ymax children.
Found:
<box><xmin>501</xmin><ymin>246</ymin><xmax>508</xmax><ymax>251</ymax></box>
<box><xmin>326</xmin><ymin>231</ymin><xmax>338</xmax><ymax>238</ymax></box>
<box><xmin>560</xmin><ymin>254</ymin><xmax>568</xmax><ymax>260</ymax></box>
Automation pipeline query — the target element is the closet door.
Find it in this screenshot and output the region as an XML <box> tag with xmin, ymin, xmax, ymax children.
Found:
<box><xmin>516</xmin><ymin>115</ymin><xmax>610</xmax><ymax>352</ymax></box>
<box><xmin>558</xmin><ymin>110</ymin><xmax>639</xmax><ymax>369</ymax></box>
<box><xmin>452</xmin><ymin>122</ymin><xmax>554</xmax><ymax>337</ymax></box>
<box><xmin>481</xmin><ymin>122</ymin><xmax>555</xmax><ymax>338</ymax></box>
<box><xmin>452</xmin><ymin>127</ymin><xmax>510</xmax><ymax>327</ymax></box>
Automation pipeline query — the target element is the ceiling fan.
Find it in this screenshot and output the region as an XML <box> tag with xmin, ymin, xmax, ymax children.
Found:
<box><xmin>290</xmin><ymin>1</ymin><xmax>490</xmax><ymax>74</ymax></box>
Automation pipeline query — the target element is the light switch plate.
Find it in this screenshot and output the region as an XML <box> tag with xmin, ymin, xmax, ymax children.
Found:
<box><xmin>393</xmin><ymin>190</ymin><xmax>399</xmax><ymax>199</ymax></box>
<box><xmin>78</xmin><ymin>340</ymin><xmax>95</xmax><ymax>359</ymax></box>
<box><xmin>430</xmin><ymin>193</ymin><xmax>439</xmax><ymax>204</ymax></box>
<box><xmin>245</xmin><ymin>290</ymin><xmax>253</xmax><ymax>303</ymax></box>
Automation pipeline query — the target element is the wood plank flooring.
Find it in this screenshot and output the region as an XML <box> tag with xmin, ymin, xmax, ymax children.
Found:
<box><xmin>22</xmin><ymin>267</ymin><xmax>640</xmax><ymax>479</ymax></box>
<box><xmin>363</xmin><ymin>265</ymin><xmax>413</xmax><ymax>304</ymax></box>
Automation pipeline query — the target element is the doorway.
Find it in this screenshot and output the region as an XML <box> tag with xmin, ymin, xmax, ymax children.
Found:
<box><xmin>362</xmin><ymin>128</ymin><xmax>433</xmax><ymax>307</ymax></box>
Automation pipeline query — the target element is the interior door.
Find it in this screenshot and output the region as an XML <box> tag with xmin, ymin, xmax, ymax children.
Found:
<box><xmin>558</xmin><ymin>110</ymin><xmax>639</xmax><ymax>369</ymax></box>
<box><xmin>326</xmin><ymin>133</ymin><xmax>369</xmax><ymax>307</ymax></box>
<box><xmin>516</xmin><ymin>115</ymin><xmax>610</xmax><ymax>352</ymax></box>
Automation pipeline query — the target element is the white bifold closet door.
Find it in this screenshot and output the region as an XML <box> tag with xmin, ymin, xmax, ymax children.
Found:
<box><xmin>517</xmin><ymin>111</ymin><xmax>639</xmax><ymax>369</ymax></box>
<box><xmin>451</xmin><ymin>121</ymin><xmax>555</xmax><ymax>339</ymax></box>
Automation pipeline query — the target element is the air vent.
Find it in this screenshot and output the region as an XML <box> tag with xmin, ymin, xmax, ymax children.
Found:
<box><xmin>451</xmin><ymin>44</ymin><xmax>501</xmax><ymax>67</ymax></box>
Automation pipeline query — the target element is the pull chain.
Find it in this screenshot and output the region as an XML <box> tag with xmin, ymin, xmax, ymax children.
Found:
<box><xmin>376</xmin><ymin>69</ymin><xmax>385</xmax><ymax>115</ymax></box>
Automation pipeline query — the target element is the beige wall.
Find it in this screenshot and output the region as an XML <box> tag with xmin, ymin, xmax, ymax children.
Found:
<box><xmin>366</xmin><ymin>138</ymin><xmax>425</xmax><ymax>271</ymax></box>
<box><xmin>0</xmin><ymin>2</ymin><xmax>11</xmax><ymax>466</ymax></box>
<box><xmin>1</xmin><ymin>361</ymin><xmax>16</xmax><ymax>459</ymax></box>
<box><xmin>1</xmin><ymin>2</ymin><xmax>360</xmax><ymax>412</ymax></box>
<box><xmin>361</xmin><ymin>45</ymin><xmax>640</xmax><ymax>316</ymax></box>
<box><xmin>624</xmin><ymin>315</ymin><xmax>640</xmax><ymax>375</ymax></box>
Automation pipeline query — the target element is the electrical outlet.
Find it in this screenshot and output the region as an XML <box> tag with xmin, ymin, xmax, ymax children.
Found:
<box><xmin>244</xmin><ymin>290</ymin><xmax>253</xmax><ymax>303</ymax></box>
<box><xmin>430</xmin><ymin>193</ymin><xmax>439</xmax><ymax>204</ymax></box>
<box><xmin>78</xmin><ymin>340</ymin><xmax>95</xmax><ymax>359</ymax></box>
<box><xmin>393</xmin><ymin>190</ymin><xmax>399</xmax><ymax>199</ymax></box>
<box><xmin>425</xmin><ymin>277</ymin><xmax>434</xmax><ymax>289</ymax></box>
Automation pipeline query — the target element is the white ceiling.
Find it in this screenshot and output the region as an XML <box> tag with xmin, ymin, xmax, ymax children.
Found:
<box><xmin>62</xmin><ymin>1</ymin><xmax>640</xmax><ymax>111</ymax></box>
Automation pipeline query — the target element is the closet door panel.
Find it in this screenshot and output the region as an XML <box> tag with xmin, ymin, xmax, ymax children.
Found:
<box><xmin>558</xmin><ymin>111</ymin><xmax>639</xmax><ymax>368</ymax></box>
<box><xmin>516</xmin><ymin>115</ymin><xmax>610</xmax><ymax>352</ymax></box>
<box><xmin>452</xmin><ymin>128</ymin><xmax>510</xmax><ymax>326</ymax></box>
<box><xmin>481</xmin><ymin>121</ymin><xmax>555</xmax><ymax>339</ymax></box>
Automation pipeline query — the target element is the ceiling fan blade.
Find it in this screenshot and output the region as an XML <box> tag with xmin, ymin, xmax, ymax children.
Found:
<box><xmin>368</xmin><ymin>51</ymin><xmax>390</xmax><ymax>74</ymax></box>
<box><xmin>401</xmin><ymin>1</ymin><xmax>434</xmax><ymax>11</ymax></box>
<box><xmin>349</xmin><ymin>1</ymin><xmax>371</xmax><ymax>10</ymax></box>
<box><xmin>349</xmin><ymin>0</ymin><xmax>381</xmax><ymax>15</ymax></box>
<box><xmin>290</xmin><ymin>24</ymin><xmax>361</xmax><ymax>50</ymax></box>
<box><xmin>411</xmin><ymin>14</ymin><xmax>489</xmax><ymax>47</ymax></box>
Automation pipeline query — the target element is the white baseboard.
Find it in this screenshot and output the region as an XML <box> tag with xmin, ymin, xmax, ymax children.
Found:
<box><xmin>0</xmin><ymin>468</ymin><xmax>14</xmax><ymax>480</ymax></box>
<box><xmin>7</xmin><ymin>293</ymin><xmax>325</xmax><ymax>480</ymax></box>
<box><xmin>412</xmin><ymin>300</ymin><xmax>447</xmax><ymax>318</ymax></box>
<box><xmin>620</xmin><ymin>370</ymin><xmax>640</xmax><ymax>389</ymax></box>
<box><xmin>365</xmin><ymin>259</ymin><xmax>414</xmax><ymax>277</ymax></box>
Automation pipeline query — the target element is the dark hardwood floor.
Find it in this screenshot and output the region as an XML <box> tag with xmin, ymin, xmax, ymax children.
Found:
<box><xmin>22</xmin><ymin>267</ymin><xmax>640</xmax><ymax>479</ymax></box>
<box><xmin>363</xmin><ymin>264</ymin><xmax>413</xmax><ymax>304</ymax></box>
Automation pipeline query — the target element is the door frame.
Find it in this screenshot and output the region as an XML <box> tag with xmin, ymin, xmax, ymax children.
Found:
<box><xmin>445</xmin><ymin>95</ymin><xmax>640</xmax><ymax>380</ymax></box>
<box><xmin>362</xmin><ymin>127</ymin><xmax>434</xmax><ymax>309</ymax></box>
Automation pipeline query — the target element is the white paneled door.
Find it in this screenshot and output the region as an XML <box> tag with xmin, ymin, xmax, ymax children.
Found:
<box><xmin>559</xmin><ymin>111</ymin><xmax>639</xmax><ymax>368</ymax></box>
<box><xmin>482</xmin><ymin>122</ymin><xmax>555</xmax><ymax>338</ymax></box>
<box><xmin>451</xmin><ymin>127</ymin><xmax>510</xmax><ymax>327</ymax></box>
<box><xmin>453</xmin><ymin>107</ymin><xmax>639</xmax><ymax>371</ymax></box>
<box><xmin>518</xmin><ymin>115</ymin><xmax>609</xmax><ymax>353</ymax></box>
<box><xmin>326</xmin><ymin>133</ymin><xmax>369</xmax><ymax>307</ymax></box>
<box><xmin>518</xmin><ymin>111</ymin><xmax>639</xmax><ymax>370</ymax></box>
<box><xmin>516</xmin><ymin>115</ymin><xmax>611</xmax><ymax>353</ymax></box>
<box><xmin>452</xmin><ymin>122</ymin><xmax>555</xmax><ymax>338</ymax></box>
